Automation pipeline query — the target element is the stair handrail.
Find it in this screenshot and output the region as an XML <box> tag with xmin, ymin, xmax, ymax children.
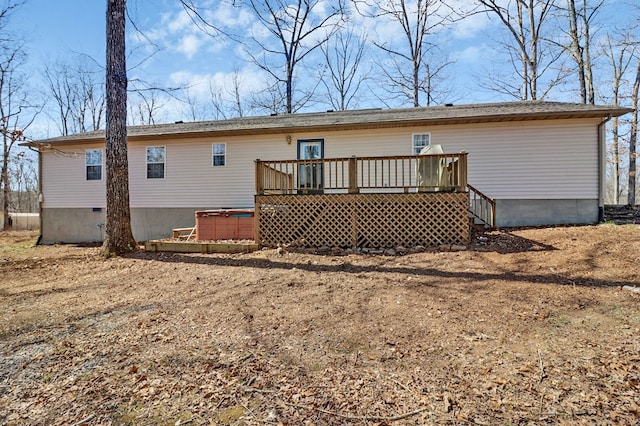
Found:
<box><xmin>467</xmin><ymin>184</ymin><xmax>496</xmax><ymax>228</ymax></box>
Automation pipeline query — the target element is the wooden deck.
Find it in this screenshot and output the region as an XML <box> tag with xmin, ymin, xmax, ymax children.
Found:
<box><xmin>254</xmin><ymin>153</ymin><xmax>493</xmax><ymax>249</ymax></box>
<box><xmin>256</xmin><ymin>153</ymin><xmax>468</xmax><ymax>195</ymax></box>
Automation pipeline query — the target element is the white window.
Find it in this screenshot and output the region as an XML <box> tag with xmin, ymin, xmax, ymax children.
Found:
<box><xmin>412</xmin><ymin>134</ymin><xmax>430</xmax><ymax>155</ymax></box>
<box><xmin>213</xmin><ymin>143</ymin><xmax>226</xmax><ymax>167</ymax></box>
<box><xmin>85</xmin><ymin>149</ymin><xmax>102</xmax><ymax>180</ymax></box>
<box><xmin>146</xmin><ymin>146</ymin><xmax>165</xmax><ymax>179</ymax></box>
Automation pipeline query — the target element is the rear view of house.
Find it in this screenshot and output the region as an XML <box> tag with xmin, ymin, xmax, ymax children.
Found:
<box><xmin>27</xmin><ymin>101</ymin><xmax>630</xmax><ymax>245</ymax></box>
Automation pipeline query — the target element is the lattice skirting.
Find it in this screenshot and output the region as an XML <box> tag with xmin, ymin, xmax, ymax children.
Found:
<box><xmin>255</xmin><ymin>193</ymin><xmax>470</xmax><ymax>248</ymax></box>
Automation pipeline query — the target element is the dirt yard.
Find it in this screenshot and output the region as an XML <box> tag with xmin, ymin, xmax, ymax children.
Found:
<box><xmin>1</xmin><ymin>225</ymin><xmax>639</xmax><ymax>425</ymax></box>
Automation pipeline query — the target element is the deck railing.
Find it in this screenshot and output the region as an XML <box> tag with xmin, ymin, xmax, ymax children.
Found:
<box><xmin>255</xmin><ymin>153</ymin><xmax>468</xmax><ymax>195</ymax></box>
<box><xmin>468</xmin><ymin>183</ymin><xmax>496</xmax><ymax>228</ymax></box>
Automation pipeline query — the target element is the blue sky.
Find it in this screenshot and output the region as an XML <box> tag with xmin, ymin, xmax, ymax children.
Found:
<box><xmin>11</xmin><ymin>0</ymin><xmax>636</xmax><ymax>138</ymax></box>
<box><xmin>19</xmin><ymin>1</ymin><xmax>106</xmax><ymax>65</ymax></box>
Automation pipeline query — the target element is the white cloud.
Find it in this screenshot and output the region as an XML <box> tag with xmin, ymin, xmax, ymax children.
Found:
<box><xmin>176</xmin><ymin>34</ymin><xmax>204</xmax><ymax>59</ymax></box>
<box><xmin>451</xmin><ymin>44</ymin><xmax>487</xmax><ymax>63</ymax></box>
<box><xmin>450</xmin><ymin>10</ymin><xmax>493</xmax><ymax>39</ymax></box>
<box><xmin>212</xmin><ymin>1</ymin><xmax>254</xmax><ymax>28</ymax></box>
<box><xmin>168</xmin><ymin>66</ymin><xmax>267</xmax><ymax>103</ymax></box>
<box><xmin>168</xmin><ymin>10</ymin><xmax>195</xmax><ymax>33</ymax></box>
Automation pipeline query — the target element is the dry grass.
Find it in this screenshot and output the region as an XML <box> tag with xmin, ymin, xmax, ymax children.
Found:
<box><xmin>1</xmin><ymin>225</ymin><xmax>639</xmax><ymax>425</ymax></box>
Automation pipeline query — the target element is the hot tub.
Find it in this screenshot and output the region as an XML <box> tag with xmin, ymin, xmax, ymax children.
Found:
<box><xmin>195</xmin><ymin>209</ymin><xmax>255</xmax><ymax>241</ymax></box>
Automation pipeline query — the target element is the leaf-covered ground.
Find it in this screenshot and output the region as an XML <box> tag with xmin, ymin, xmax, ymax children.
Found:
<box><xmin>1</xmin><ymin>225</ymin><xmax>639</xmax><ymax>425</ymax></box>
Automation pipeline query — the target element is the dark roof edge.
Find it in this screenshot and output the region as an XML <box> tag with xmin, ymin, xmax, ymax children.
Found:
<box><xmin>24</xmin><ymin>101</ymin><xmax>633</xmax><ymax>147</ymax></box>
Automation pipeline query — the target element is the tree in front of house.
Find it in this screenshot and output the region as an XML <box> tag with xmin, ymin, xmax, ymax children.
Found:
<box><xmin>102</xmin><ymin>0</ymin><xmax>136</xmax><ymax>255</ymax></box>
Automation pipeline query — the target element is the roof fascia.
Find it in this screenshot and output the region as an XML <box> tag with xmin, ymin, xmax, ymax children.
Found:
<box><xmin>25</xmin><ymin>106</ymin><xmax>633</xmax><ymax>147</ymax></box>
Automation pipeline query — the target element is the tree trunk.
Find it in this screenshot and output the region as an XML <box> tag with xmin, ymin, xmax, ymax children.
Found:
<box><xmin>286</xmin><ymin>59</ymin><xmax>293</xmax><ymax>114</ymax></box>
<box><xmin>628</xmin><ymin>57</ymin><xmax>640</xmax><ymax>207</ymax></box>
<box><xmin>1</xmin><ymin>140</ymin><xmax>9</xmax><ymax>230</ymax></box>
<box><xmin>527</xmin><ymin>0</ymin><xmax>538</xmax><ymax>100</ymax></box>
<box><xmin>102</xmin><ymin>0</ymin><xmax>136</xmax><ymax>256</ymax></box>
<box><xmin>567</xmin><ymin>0</ymin><xmax>587</xmax><ymax>103</ymax></box>
<box><xmin>286</xmin><ymin>77</ymin><xmax>293</xmax><ymax>114</ymax></box>
<box><xmin>582</xmin><ymin>2</ymin><xmax>595</xmax><ymax>105</ymax></box>
<box><xmin>413</xmin><ymin>59</ymin><xmax>420</xmax><ymax>107</ymax></box>
<box><xmin>612</xmin><ymin>116</ymin><xmax>619</xmax><ymax>204</ymax></box>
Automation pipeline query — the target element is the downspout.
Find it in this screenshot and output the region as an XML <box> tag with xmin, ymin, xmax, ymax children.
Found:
<box><xmin>37</xmin><ymin>145</ymin><xmax>43</xmax><ymax>245</ymax></box>
<box><xmin>597</xmin><ymin>115</ymin><xmax>612</xmax><ymax>223</ymax></box>
<box><xmin>27</xmin><ymin>144</ymin><xmax>43</xmax><ymax>245</ymax></box>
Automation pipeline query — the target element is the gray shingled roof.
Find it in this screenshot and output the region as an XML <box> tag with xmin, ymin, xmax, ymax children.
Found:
<box><xmin>34</xmin><ymin>101</ymin><xmax>632</xmax><ymax>145</ymax></box>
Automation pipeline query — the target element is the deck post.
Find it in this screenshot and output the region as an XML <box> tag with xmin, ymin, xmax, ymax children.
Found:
<box><xmin>255</xmin><ymin>160</ymin><xmax>264</xmax><ymax>196</ymax></box>
<box><xmin>348</xmin><ymin>156</ymin><xmax>359</xmax><ymax>194</ymax></box>
<box><xmin>457</xmin><ymin>152</ymin><xmax>468</xmax><ymax>191</ymax></box>
<box><xmin>254</xmin><ymin>197</ymin><xmax>262</xmax><ymax>247</ymax></box>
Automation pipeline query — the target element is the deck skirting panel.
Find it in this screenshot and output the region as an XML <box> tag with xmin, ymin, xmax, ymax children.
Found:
<box><xmin>255</xmin><ymin>193</ymin><xmax>469</xmax><ymax>248</ymax></box>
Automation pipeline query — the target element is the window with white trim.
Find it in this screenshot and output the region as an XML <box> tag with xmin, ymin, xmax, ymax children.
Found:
<box><xmin>213</xmin><ymin>143</ymin><xmax>226</xmax><ymax>167</ymax></box>
<box><xmin>412</xmin><ymin>134</ymin><xmax>430</xmax><ymax>155</ymax></box>
<box><xmin>85</xmin><ymin>149</ymin><xmax>102</xmax><ymax>180</ymax></box>
<box><xmin>146</xmin><ymin>146</ymin><xmax>165</xmax><ymax>179</ymax></box>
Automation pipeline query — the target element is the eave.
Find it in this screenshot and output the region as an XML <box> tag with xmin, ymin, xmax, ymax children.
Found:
<box><xmin>22</xmin><ymin>101</ymin><xmax>634</xmax><ymax>148</ymax></box>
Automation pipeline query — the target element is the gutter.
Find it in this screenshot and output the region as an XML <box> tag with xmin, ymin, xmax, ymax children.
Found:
<box><xmin>597</xmin><ymin>115</ymin><xmax>613</xmax><ymax>222</ymax></box>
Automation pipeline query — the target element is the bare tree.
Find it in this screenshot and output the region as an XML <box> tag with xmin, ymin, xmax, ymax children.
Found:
<box><xmin>601</xmin><ymin>33</ymin><xmax>637</xmax><ymax>204</ymax></box>
<box><xmin>553</xmin><ymin>0</ymin><xmax>604</xmax><ymax>104</ymax></box>
<box><xmin>209</xmin><ymin>84</ymin><xmax>229</xmax><ymax>120</ymax></box>
<box><xmin>9</xmin><ymin>151</ymin><xmax>37</xmax><ymax>213</ymax></box>
<box><xmin>0</xmin><ymin>34</ymin><xmax>40</xmax><ymax>232</ymax></box>
<box><xmin>102</xmin><ymin>0</ymin><xmax>136</xmax><ymax>255</ymax></box>
<box><xmin>628</xmin><ymin>56</ymin><xmax>639</xmax><ymax>206</ymax></box>
<box><xmin>180</xmin><ymin>86</ymin><xmax>210</xmax><ymax>122</ymax></box>
<box><xmin>178</xmin><ymin>0</ymin><xmax>229</xmax><ymax>38</ymax></box>
<box><xmin>476</xmin><ymin>0</ymin><xmax>563</xmax><ymax>100</ymax></box>
<box><xmin>0</xmin><ymin>0</ymin><xmax>33</xmax><ymax>230</ymax></box>
<box><xmin>0</xmin><ymin>52</ymin><xmax>38</xmax><ymax>229</ymax></box>
<box><xmin>360</xmin><ymin>0</ymin><xmax>453</xmax><ymax>107</ymax></box>
<box><xmin>43</xmin><ymin>56</ymin><xmax>105</xmax><ymax>135</ymax></box>
<box><xmin>128</xmin><ymin>87</ymin><xmax>169</xmax><ymax>125</ymax></box>
<box><xmin>245</xmin><ymin>0</ymin><xmax>345</xmax><ymax>113</ymax></box>
<box><xmin>250</xmin><ymin>81</ymin><xmax>289</xmax><ymax>114</ymax></box>
<box><xmin>319</xmin><ymin>26</ymin><xmax>370</xmax><ymax>110</ymax></box>
<box><xmin>209</xmin><ymin>70</ymin><xmax>248</xmax><ymax>119</ymax></box>
<box><xmin>227</xmin><ymin>70</ymin><xmax>247</xmax><ymax>118</ymax></box>
<box><xmin>0</xmin><ymin>0</ymin><xmax>24</xmax><ymax>45</ymax></box>
<box><xmin>76</xmin><ymin>60</ymin><xmax>106</xmax><ymax>131</ymax></box>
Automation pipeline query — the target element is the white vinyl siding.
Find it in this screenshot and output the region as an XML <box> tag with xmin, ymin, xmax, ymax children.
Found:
<box><xmin>40</xmin><ymin>118</ymin><xmax>601</xmax><ymax>209</ymax></box>
<box><xmin>128</xmin><ymin>135</ymin><xmax>294</xmax><ymax>208</ymax></box>
<box><xmin>437</xmin><ymin>120</ymin><xmax>599</xmax><ymax>199</ymax></box>
<box><xmin>42</xmin><ymin>146</ymin><xmax>107</xmax><ymax>208</ymax></box>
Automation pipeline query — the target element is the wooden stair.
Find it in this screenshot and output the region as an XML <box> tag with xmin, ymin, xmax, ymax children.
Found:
<box><xmin>468</xmin><ymin>184</ymin><xmax>495</xmax><ymax>228</ymax></box>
